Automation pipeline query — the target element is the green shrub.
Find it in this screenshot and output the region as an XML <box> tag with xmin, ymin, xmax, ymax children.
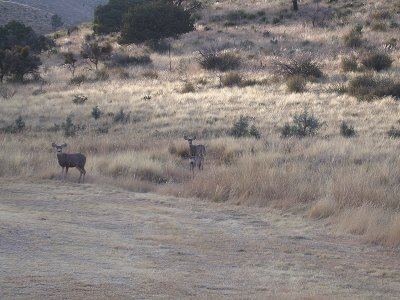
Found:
<box><xmin>91</xmin><ymin>106</ymin><xmax>103</xmax><ymax>120</ymax></box>
<box><xmin>197</xmin><ymin>49</ymin><xmax>241</xmax><ymax>72</ymax></box>
<box><xmin>113</xmin><ymin>108</ymin><xmax>130</xmax><ymax>124</ymax></box>
<box><xmin>230</xmin><ymin>115</ymin><xmax>261</xmax><ymax>139</ymax></box>
<box><xmin>340</xmin><ymin>121</ymin><xmax>356</xmax><ymax>137</ymax></box>
<box><xmin>281</xmin><ymin>110</ymin><xmax>322</xmax><ymax>138</ymax></box>
<box><xmin>341</xmin><ymin>55</ymin><xmax>358</xmax><ymax>72</ymax></box>
<box><xmin>61</xmin><ymin>116</ymin><xmax>85</xmax><ymax>137</ymax></box>
<box><xmin>360</xmin><ymin>52</ymin><xmax>392</xmax><ymax>72</ymax></box>
<box><xmin>2</xmin><ymin>115</ymin><xmax>25</xmax><ymax>133</ymax></box>
<box><xmin>387</xmin><ymin>127</ymin><xmax>400</xmax><ymax>138</ymax></box>
<box><xmin>249</xmin><ymin>124</ymin><xmax>261</xmax><ymax>139</ymax></box>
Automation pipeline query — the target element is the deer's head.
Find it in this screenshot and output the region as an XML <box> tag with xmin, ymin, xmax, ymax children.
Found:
<box><xmin>183</xmin><ymin>135</ymin><xmax>196</xmax><ymax>145</ymax></box>
<box><xmin>52</xmin><ymin>143</ymin><xmax>67</xmax><ymax>153</ymax></box>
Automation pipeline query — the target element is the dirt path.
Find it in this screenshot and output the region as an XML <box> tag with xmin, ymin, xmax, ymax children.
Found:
<box><xmin>1</xmin><ymin>179</ymin><xmax>400</xmax><ymax>299</ymax></box>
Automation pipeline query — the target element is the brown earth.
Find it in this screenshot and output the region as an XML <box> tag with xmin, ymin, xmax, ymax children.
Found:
<box><xmin>1</xmin><ymin>179</ymin><xmax>400</xmax><ymax>299</ymax></box>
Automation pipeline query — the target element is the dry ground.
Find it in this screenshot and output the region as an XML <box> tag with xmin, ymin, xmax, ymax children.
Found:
<box><xmin>1</xmin><ymin>179</ymin><xmax>400</xmax><ymax>299</ymax></box>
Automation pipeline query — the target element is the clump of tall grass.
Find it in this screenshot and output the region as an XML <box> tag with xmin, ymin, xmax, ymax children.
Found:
<box><xmin>341</xmin><ymin>55</ymin><xmax>358</xmax><ymax>72</ymax></box>
<box><xmin>271</xmin><ymin>54</ymin><xmax>323</xmax><ymax>80</ymax></box>
<box><xmin>180</xmin><ymin>82</ymin><xmax>195</xmax><ymax>93</ymax></box>
<box><xmin>360</xmin><ymin>52</ymin><xmax>392</xmax><ymax>72</ymax></box>
<box><xmin>347</xmin><ymin>74</ymin><xmax>400</xmax><ymax>101</ymax></box>
<box><xmin>286</xmin><ymin>75</ymin><xmax>307</xmax><ymax>93</ymax></box>
<box><xmin>197</xmin><ymin>48</ymin><xmax>241</xmax><ymax>72</ymax></box>
<box><xmin>343</xmin><ymin>25</ymin><xmax>363</xmax><ymax>48</ymax></box>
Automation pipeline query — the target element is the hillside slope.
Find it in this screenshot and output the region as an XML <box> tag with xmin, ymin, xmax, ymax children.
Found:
<box><xmin>0</xmin><ymin>0</ymin><xmax>107</xmax><ymax>33</ymax></box>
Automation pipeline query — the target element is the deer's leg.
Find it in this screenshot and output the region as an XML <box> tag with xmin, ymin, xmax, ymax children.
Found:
<box><xmin>77</xmin><ymin>167</ymin><xmax>85</xmax><ymax>183</ymax></box>
<box><xmin>65</xmin><ymin>167</ymin><xmax>69</xmax><ymax>181</ymax></box>
<box><xmin>61</xmin><ymin>167</ymin><xmax>64</xmax><ymax>180</ymax></box>
<box><xmin>77</xmin><ymin>167</ymin><xmax>82</xmax><ymax>183</ymax></box>
<box><xmin>82</xmin><ymin>168</ymin><xmax>86</xmax><ymax>183</ymax></box>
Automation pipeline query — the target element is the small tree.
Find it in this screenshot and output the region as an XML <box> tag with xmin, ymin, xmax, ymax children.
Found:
<box><xmin>63</xmin><ymin>52</ymin><xmax>77</xmax><ymax>78</ymax></box>
<box><xmin>81</xmin><ymin>41</ymin><xmax>112</xmax><ymax>70</ymax></box>
<box><xmin>119</xmin><ymin>1</ymin><xmax>194</xmax><ymax>44</ymax></box>
<box><xmin>230</xmin><ymin>115</ymin><xmax>261</xmax><ymax>139</ymax></box>
<box><xmin>281</xmin><ymin>109</ymin><xmax>322</xmax><ymax>138</ymax></box>
<box><xmin>1</xmin><ymin>46</ymin><xmax>41</xmax><ymax>81</ymax></box>
<box><xmin>0</xmin><ymin>21</ymin><xmax>53</xmax><ymax>53</ymax></box>
<box><xmin>91</xmin><ymin>105</ymin><xmax>103</xmax><ymax>119</ymax></box>
<box><xmin>340</xmin><ymin>122</ymin><xmax>356</xmax><ymax>137</ymax></box>
<box><xmin>292</xmin><ymin>0</ymin><xmax>298</xmax><ymax>11</ymax></box>
<box><xmin>51</xmin><ymin>14</ymin><xmax>64</xmax><ymax>31</ymax></box>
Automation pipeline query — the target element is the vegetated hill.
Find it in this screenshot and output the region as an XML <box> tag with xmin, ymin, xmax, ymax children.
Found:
<box><xmin>0</xmin><ymin>0</ymin><xmax>107</xmax><ymax>33</ymax></box>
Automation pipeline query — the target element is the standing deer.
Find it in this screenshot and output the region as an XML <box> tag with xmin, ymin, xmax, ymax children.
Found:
<box><xmin>184</xmin><ymin>135</ymin><xmax>205</xmax><ymax>173</ymax></box>
<box><xmin>52</xmin><ymin>143</ymin><xmax>86</xmax><ymax>183</ymax></box>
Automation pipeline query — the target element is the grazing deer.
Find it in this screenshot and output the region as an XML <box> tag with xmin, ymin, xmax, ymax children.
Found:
<box><xmin>52</xmin><ymin>143</ymin><xmax>86</xmax><ymax>183</ymax></box>
<box><xmin>184</xmin><ymin>135</ymin><xmax>205</xmax><ymax>173</ymax></box>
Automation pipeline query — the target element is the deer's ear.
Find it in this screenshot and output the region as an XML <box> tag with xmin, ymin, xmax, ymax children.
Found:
<box><xmin>192</xmin><ymin>136</ymin><xmax>196</xmax><ymax>140</ymax></box>
<box><xmin>51</xmin><ymin>143</ymin><xmax>57</xmax><ymax>147</ymax></box>
<box><xmin>62</xmin><ymin>143</ymin><xmax>67</xmax><ymax>148</ymax></box>
<box><xmin>183</xmin><ymin>135</ymin><xmax>188</xmax><ymax>140</ymax></box>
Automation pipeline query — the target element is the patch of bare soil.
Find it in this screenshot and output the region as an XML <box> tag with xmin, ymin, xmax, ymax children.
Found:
<box><xmin>1</xmin><ymin>179</ymin><xmax>400</xmax><ymax>299</ymax></box>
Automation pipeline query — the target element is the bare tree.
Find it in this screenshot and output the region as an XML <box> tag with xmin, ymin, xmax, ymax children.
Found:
<box><xmin>80</xmin><ymin>41</ymin><xmax>112</xmax><ymax>70</ymax></box>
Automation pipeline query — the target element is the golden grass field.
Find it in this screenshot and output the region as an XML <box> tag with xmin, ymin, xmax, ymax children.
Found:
<box><xmin>1</xmin><ymin>0</ymin><xmax>400</xmax><ymax>249</ymax></box>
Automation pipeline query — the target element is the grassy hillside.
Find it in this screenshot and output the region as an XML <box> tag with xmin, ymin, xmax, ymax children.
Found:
<box><xmin>0</xmin><ymin>0</ymin><xmax>106</xmax><ymax>33</ymax></box>
<box><xmin>0</xmin><ymin>0</ymin><xmax>400</xmax><ymax>246</ymax></box>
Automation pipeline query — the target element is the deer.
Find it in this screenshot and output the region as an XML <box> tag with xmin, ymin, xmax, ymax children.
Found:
<box><xmin>184</xmin><ymin>135</ymin><xmax>205</xmax><ymax>173</ymax></box>
<box><xmin>52</xmin><ymin>143</ymin><xmax>86</xmax><ymax>183</ymax></box>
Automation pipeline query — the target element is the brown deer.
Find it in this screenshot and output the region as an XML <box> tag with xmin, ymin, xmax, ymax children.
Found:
<box><xmin>184</xmin><ymin>135</ymin><xmax>205</xmax><ymax>172</ymax></box>
<box><xmin>52</xmin><ymin>143</ymin><xmax>86</xmax><ymax>183</ymax></box>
